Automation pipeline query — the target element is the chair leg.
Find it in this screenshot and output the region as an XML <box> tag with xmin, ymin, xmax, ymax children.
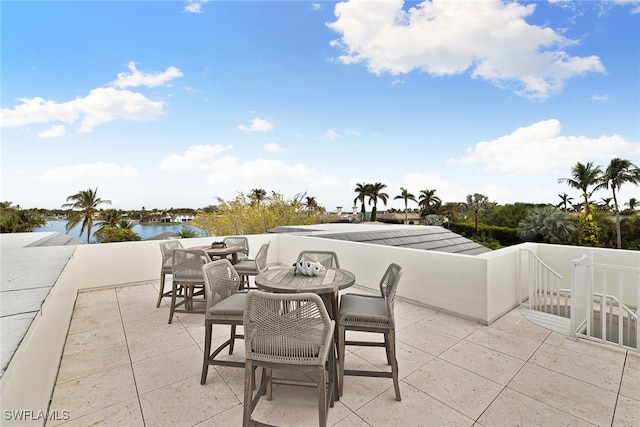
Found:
<box><xmin>338</xmin><ymin>325</ymin><xmax>346</xmax><ymax>397</ymax></box>
<box><xmin>266</xmin><ymin>368</ymin><xmax>273</xmax><ymax>401</ymax></box>
<box><xmin>384</xmin><ymin>332</ymin><xmax>391</xmax><ymax>364</ymax></box>
<box><xmin>229</xmin><ymin>325</ymin><xmax>236</xmax><ymax>354</ymax></box>
<box><xmin>243</xmin><ymin>360</ymin><xmax>255</xmax><ymax>427</ymax></box>
<box><xmin>168</xmin><ymin>281</ymin><xmax>178</xmax><ymax>324</ymax></box>
<box><xmin>388</xmin><ymin>329</ymin><xmax>401</xmax><ymax>401</ymax></box>
<box><xmin>329</xmin><ymin>344</ymin><xmax>337</xmax><ymax>405</ymax></box>
<box><xmin>156</xmin><ymin>272</ymin><xmax>166</xmax><ymax>308</ymax></box>
<box><xmin>317</xmin><ymin>365</ymin><xmax>328</xmax><ymax>427</ymax></box>
<box><xmin>201</xmin><ymin>321</ymin><xmax>212</xmax><ymax>385</ymax></box>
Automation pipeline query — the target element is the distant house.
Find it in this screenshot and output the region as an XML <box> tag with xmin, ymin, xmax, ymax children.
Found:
<box><xmin>376</xmin><ymin>212</ymin><xmax>422</xmax><ymax>225</ymax></box>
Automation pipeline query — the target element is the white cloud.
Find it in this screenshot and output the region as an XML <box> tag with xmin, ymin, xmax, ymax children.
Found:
<box><xmin>206</xmin><ymin>158</ymin><xmax>340</xmax><ymax>193</ymax></box>
<box><xmin>591</xmin><ymin>94</ymin><xmax>609</xmax><ymax>101</ymax></box>
<box><xmin>184</xmin><ymin>2</ymin><xmax>202</xmax><ymax>13</ymax></box>
<box><xmin>0</xmin><ymin>88</ymin><xmax>165</xmax><ymax>132</ymax></box>
<box><xmin>37</xmin><ymin>162</ymin><xmax>137</xmax><ymax>182</ymax></box>
<box><xmin>450</xmin><ymin>119</ymin><xmax>639</xmax><ymax>176</ymax></box>
<box><xmin>326</xmin><ymin>129</ymin><xmax>342</xmax><ymax>140</ymax></box>
<box><xmin>159</xmin><ymin>144</ymin><xmax>233</xmax><ymax>171</ymax></box>
<box><xmin>76</xmin><ymin>87</ymin><xmax>165</xmax><ymax>132</ymax></box>
<box><xmin>264</xmin><ymin>143</ymin><xmax>282</xmax><ymax>153</ymax></box>
<box><xmin>37</xmin><ymin>125</ymin><xmax>66</xmax><ymax>138</ymax></box>
<box><xmin>312</xmin><ymin>3</ymin><xmax>322</xmax><ymax>11</ymax></box>
<box><xmin>237</xmin><ymin>118</ymin><xmax>274</xmax><ymax>132</ymax></box>
<box><xmin>1</xmin><ymin>63</ymin><xmax>177</xmax><ymax>133</ymax></box>
<box><xmin>327</xmin><ymin>0</ymin><xmax>605</xmax><ymax>99</ymax></box>
<box><xmin>613</xmin><ymin>0</ymin><xmax>640</xmax><ymax>14</ymax></box>
<box><xmin>110</xmin><ymin>61</ymin><xmax>183</xmax><ymax>89</ymax></box>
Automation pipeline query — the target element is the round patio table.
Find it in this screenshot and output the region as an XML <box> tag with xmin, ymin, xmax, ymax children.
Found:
<box><xmin>255</xmin><ymin>266</ymin><xmax>355</xmax><ymax>400</ymax></box>
<box><xmin>194</xmin><ymin>244</ymin><xmax>245</xmax><ymax>264</ymax></box>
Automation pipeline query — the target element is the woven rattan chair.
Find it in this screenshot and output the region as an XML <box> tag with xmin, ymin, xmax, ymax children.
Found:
<box><xmin>296</xmin><ymin>250</ymin><xmax>340</xmax><ymax>269</ymax></box>
<box><xmin>222</xmin><ymin>236</ymin><xmax>249</xmax><ymax>262</ymax></box>
<box><xmin>200</xmin><ymin>259</ymin><xmax>246</xmax><ymax>384</ymax></box>
<box><xmin>233</xmin><ymin>242</ymin><xmax>270</xmax><ymax>290</ymax></box>
<box><xmin>338</xmin><ymin>263</ymin><xmax>403</xmax><ymax>400</ymax></box>
<box><xmin>243</xmin><ymin>290</ymin><xmax>336</xmax><ymax>427</ymax></box>
<box><xmin>156</xmin><ymin>240</ymin><xmax>184</xmax><ymax>308</ymax></box>
<box><xmin>168</xmin><ymin>248</ymin><xmax>209</xmax><ymax>324</ymax></box>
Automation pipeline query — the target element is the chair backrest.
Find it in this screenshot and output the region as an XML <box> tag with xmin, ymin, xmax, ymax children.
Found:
<box><xmin>244</xmin><ymin>290</ymin><xmax>334</xmax><ymax>364</ymax></box>
<box><xmin>160</xmin><ymin>240</ymin><xmax>184</xmax><ymax>272</ymax></box>
<box><xmin>380</xmin><ymin>263</ymin><xmax>403</xmax><ymax>316</ymax></box>
<box><xmin>202</xmin><ymin>259</ymin><xmax>241</xmax><ymax>314</ymax></box>
<box><xmin>223</xmin><ymin>236</ymin><xmax>249</xmax><ymax>256</ymax></box>
<box><xmin>172</xmin><ymin>248</ymin><xmax>209</xmax><ymax>283</ymax></box>
<box><xmin>296</xmin><ymin>250</ymin><xmax>340</xmax><ymax>269</ymax></box>
<box><xmin>254</xmin><ymin>242</ymin><xmax>270</xmax><ymax>272</ymax></box>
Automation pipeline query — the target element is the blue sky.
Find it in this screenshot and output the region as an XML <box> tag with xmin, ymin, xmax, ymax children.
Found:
<box><xmin>2</xmin><ymin>0</ymin><xmax>639</xmax><ymax>212</ymax></box>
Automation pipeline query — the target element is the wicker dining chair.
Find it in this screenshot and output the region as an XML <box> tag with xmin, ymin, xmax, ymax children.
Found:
<box><xmin>233</xmin><ymin>242</ymin><xmax>270</xmax><ymax>290</ymax></box>
<box><xmin>296</xmin><ymin>250</ymin><xmax>340</xmax><ymax>269</ymax></box>
<box><xmin>156</xmin><ymin>240</ymin><xmax>184</xmax><ymax>308</ymax></box>
<box><xmin>168</xmin><ymin>248</ymin><xmax>209</xmax><ymax>324</ymax></box>
<box><xmin>200</xmin><ymin>259</ymin><xmax>246</xmax><ymax>384</ymax></box>
<box><xmin>243</xmin><ymin>290</ymin><xmax>336</xmax><ymax>427</ymax></box>
<box><xmin>338</xmin><ymin>263</ymin><xmax>403</xmax><ymax>401</ymax></box>
<box><xmin>222</xmin><ymin>236</ymin><xmax>249</xmax><ymax>262</ymax></box>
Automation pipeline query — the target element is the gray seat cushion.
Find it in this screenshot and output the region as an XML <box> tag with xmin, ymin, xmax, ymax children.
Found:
<box><xmin>208</xmin><ymin>293</ymin><xmax>246</xmax><ymax>320</ymax></box>
<box><xmin>233</xmin><ymin>259</ymin><xmax>258</xmax><ymax>274</ymax></box>
<box><xmin>339</xmin><ymin>294</ymin><xmax>392</xmax><ymax>329</ymax></box>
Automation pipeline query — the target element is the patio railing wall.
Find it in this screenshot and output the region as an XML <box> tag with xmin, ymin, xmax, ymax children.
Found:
<box><xmin>570</xmin><ymin>252</ymin><xmax>639</xmax><ymax>351</ymax></box>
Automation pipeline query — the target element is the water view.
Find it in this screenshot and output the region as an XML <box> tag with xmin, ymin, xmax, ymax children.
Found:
<box><xmin>35</xmin><ymin>220</ymin><xmax>208</xmax><ymax>243</ymax></box>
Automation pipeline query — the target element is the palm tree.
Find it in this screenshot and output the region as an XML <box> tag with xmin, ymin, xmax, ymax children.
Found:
<box><xmin>248</xmin><ymin>188</ymin><xmax>267</xmax><ymax>206</ymax></box>
<box><xmin>596</xmin><ymin>197</ymin><xmax>613</xmax><ymax>212</ymax></box>
<box><xmin>353</xmin><ymin>183</ymin><xmax>370</xmax><ymax>221</ymax></box>
<box><xmin>367</xmin><ymin>182</ymin><xmax>388</xmax><ymax>222</ymax></box>
<box><xmin>62</xmin><ymin>187</ymin><xmax>111</xmax><ymax>243</ymax></box>
<box><xmin>600</xmin><ymin>158</ymin><xmax>640</xmax><ymax>248</ymax></box>
<box><xmin>305</xmin><ymin>196</ymin><xmax>318</xmax><ymax>210</ymax></box>
<box><xmin>557</xmin><ymin>162</ymin><xmax>604</xmax><ymax>212</ymax></box>
<box><xmin>418</xmin><ymin>189</ymin><xmax>441</xmax><ymax>215</ymax></box>
<box><xmin>117</xmin><ymin>219</ymin><xmax>135</xmax><ymax>229</ymax></box>
<box><xmin>625</xmin><ymin>197</ymin><xmax>638</xmax><ymax>212</ymax></box>
<box><xmin>556</xmin><ymin>193</ymin><xmax>574</xmax><ymax>213</ymax></box>
<box><xmin>463</xmin><ymin>193</ymin><xmax>490</xmax><ymax>235</ymax></box>
<box><xmin>394</xmin><ymin>187</ymin><xmax>416</xmax><ymax>224</ymax></box>
<box><xmin>95</xmin><ymin>209</ymin><xmax>122</xmax><ymax>232</ymax></box>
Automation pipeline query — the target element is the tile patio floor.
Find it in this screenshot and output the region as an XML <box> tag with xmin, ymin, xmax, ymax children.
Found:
<box><xmin>47</xmin><ymin>281</ymin><xmax>639</xmax><ymax>426</ymax></box>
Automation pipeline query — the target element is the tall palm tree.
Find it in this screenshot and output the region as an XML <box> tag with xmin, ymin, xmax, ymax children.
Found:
<box><xmin>556</xmin><ymin>193</ymin><xmax>574</xmax><ymax>213</ymax></box>
<box><xmin>353</xmin><ymin>183</ymin><xmax>370</xmax><ymax>221</ymax></box>
<box><xmin>600</xmin><ymin>158</ymin><xmax>640</xmax><ymax>248</ymax></box>
<box><xmin>367</xmin><ymin>182</ymin><xmax>388</xmax><ymax>222</ymax></box>
<box><xmin>557</xmin><ymin>161</ymin><xmax>604</xmax><ymax>212</ymax></box>
<box><xmin>394</xmin><ymin>187</ymin><xmax>417</xmax><ymax>224</ymax></box>
<box><xmin>62</xmin><ymin>187</ymin><xmax>111</xmax><ymax>243</ymax></box>
<box><xmin>418</xmin><ymin>189</ymin><xmax>441</xmax><ymax>215</ymax></box>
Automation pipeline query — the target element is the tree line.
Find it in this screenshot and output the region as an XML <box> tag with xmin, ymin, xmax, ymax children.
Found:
<box><xmin>351</xmin><ymin>157</ymin><xmax>639</xmax><ymax>250</ymax></box>
<box><xmin>1</xmin><ymin>157</ymin><xmax>637</xmax><ymax>247</ymax></box>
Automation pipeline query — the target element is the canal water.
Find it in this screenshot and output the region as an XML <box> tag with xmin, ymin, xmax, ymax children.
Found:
<box><xmin>35</xmin><ymin>220</ymin><xmax>208</xmax><ymax>243</ymax></box>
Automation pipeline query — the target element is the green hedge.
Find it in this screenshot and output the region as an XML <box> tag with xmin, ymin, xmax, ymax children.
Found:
<box><xmin>449</xmin><ymin>222</ymin><xmax>523</xmax><ymax>246</ymax></box>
